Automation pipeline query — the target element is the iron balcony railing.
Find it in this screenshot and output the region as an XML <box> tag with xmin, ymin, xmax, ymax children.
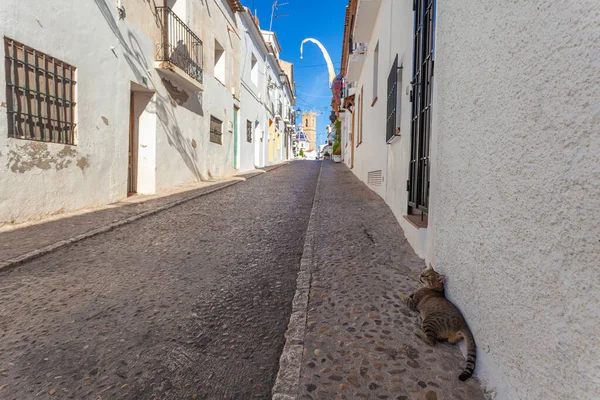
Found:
<box><xmin>156</xmin><ymin>6</ymin><xmax>203</xmax><ymax>84</ymax></box>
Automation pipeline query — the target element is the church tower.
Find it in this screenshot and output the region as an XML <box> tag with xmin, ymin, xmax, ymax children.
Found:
<box><xmin>301</xmin><ymin>112</ymin><xmax>317</xmax><ymax>152</ymax></box>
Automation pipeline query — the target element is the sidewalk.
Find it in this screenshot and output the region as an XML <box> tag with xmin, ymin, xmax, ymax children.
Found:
<box><xmin>0</xmin><ymin>164</ymin><xmax>285</xmax><ymax>268</ymax></box>
<box><xmin>274</xmin><ymin>161</ymin><xmax>487</xmax><ymax>400</ymax></box>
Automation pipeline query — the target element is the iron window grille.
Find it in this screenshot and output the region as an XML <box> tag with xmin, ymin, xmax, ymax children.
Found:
<box><xmin>4</xmin><ymin>37</ymin><xmax>76</xmax><ymax>144</ymax></box>
<box><xmin>246</xmin><ymin>120</ymin><xmax>252</xmax><ymax>143</ymax></box>
<box><xmin>386</xmin><ymin>55</ymin><xmax>401</xmax><ymax>143</ymax></box>
<box><xmin>210</xmin><ymin>116</ymin><xmax>223</xmax><ymax>144</ymax></box>
<box><xmin>408</xmin><ymin>0</ymin><xmax>435</xmax><ymax>216</ymax></box>
<box><xmin>156</xmin><ymin>6</ymin><xmax>203</xmax><ymax>84</ymax></box>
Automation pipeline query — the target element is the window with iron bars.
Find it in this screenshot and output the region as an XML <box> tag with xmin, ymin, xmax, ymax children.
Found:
<box><xmin>210</xmin><ymin>116</ymin><xmax>223</xmax><ymax>145</ymax></box>
<box><xmin>408</xmin><ymin>0</ymin><xmax>435</xmax><ymax>217</ymax></box>
<box><xmin>386</xmin><ymin>54</ymin><xmax>402</xmax><ymax>143</ymax></box>
<box><xmin>246</xmin><ymin>119</ymin><xmax>252</xmax><ymax>143</ymax></box>
<box><xmin>4</xmin><ymin>37</ymin><xmax>77</xmax><ymax>144</ymax></box>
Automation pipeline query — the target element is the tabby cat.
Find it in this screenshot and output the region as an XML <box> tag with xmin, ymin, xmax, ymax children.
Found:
<box><xmin>400</xmin><ymin>266</ymin><xmax>476</xmax><ymax>381</ymax></box>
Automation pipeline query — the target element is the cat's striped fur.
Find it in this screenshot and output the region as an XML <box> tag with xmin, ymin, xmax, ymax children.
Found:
<box><xmin>401</xmin><ymin>266</ymin><xmax>476</xmax><ymax>381</ymax></box>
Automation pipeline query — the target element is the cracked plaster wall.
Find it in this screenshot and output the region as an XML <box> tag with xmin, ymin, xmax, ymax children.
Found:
<box><xmin>0</xmin><ymin>0</ymin><xmax>247</xmax><ymax>224</ymax></box>
<box><xmin>0</xmin><ymin>0</ymin><xmax>155</xmax><ymax>224</ymax></box>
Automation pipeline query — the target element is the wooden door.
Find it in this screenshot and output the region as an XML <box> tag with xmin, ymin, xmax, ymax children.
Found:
<box><xmin>127</xmin><ymin>92</ymin><xmax>137</xmax><ymax>195</ymax></box>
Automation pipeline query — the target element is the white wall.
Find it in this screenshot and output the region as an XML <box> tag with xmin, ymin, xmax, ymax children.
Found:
<box><xmin>154</xmin><ymin>0</ymin><xmax>239</xmax><ymax>186</ymax></box>
<box><xmin>345</xmin><ymin>0</ymin><xmax>600</xmax><ymax>398</ymax></box>
<box><xmin>264</xmin><ymin>59</ymin><xmax>281</xmax><ymax>166</ymax></box>
<box><xmin>349</xmin><ymin>0</ymin><xmax>412</xmax><ymax>200</ymax></box>
<box><xmin>0</xmin><ymin>0</ymin><xmax>155</xmax><ymax>224</ymax></box>
<box><xmin>380</xmin><ymin>0</ymin><xmax>424</xmax><ymax>255</ymax></box>
<box><xmin>427</xmin><ymin>2</ymin><xmax>600</xmax><ymax>399</ymax></box>
<box><xmin>239</xmin><ymin>12</ymin><xmax>267</xmax><ymax>172</ymax></box>
<box><xmin>346</xmin><ymin>0</ymin><xmax>421</xmax><ymax>250</ymax></box>
<box><xmin>0</xmin><ymin>0</ymin><xmax>245</xmax><ymax>224</ymax></box>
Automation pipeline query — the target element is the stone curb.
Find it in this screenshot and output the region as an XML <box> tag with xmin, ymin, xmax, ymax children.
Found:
<box><xmin>272</xmin><ymin>161</ymin><xmax>322</xmax><ymax>399</ymax></box>
<box><xmin>0</xmin><ymin>165</ymin><xmax>286</xmax><ymax>271</ymax></box>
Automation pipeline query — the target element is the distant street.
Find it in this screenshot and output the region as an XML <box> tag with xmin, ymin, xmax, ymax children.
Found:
<box><xmin>0</xmin><ymin>161</ymin><xmax>320</xmax><ymax>400</ymax></box>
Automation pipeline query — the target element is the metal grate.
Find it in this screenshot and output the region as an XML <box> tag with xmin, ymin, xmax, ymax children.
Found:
<box><xmin>156</xmin><ymin>6</ymin><xmax>203</xmax><ymax>84</ymax></box>
<box><xmin>4</xmin><ymin>37</ymin><xmax>76</xmax><ymax>144</ymax></box>
<box><xmin>246</xmin><ymin>119</ymin><xmax>252</xmax><ymax>143</ymax></box>
<box><xmin>408</xmin><ymin>0</ymin><xmax>435</xmax><ymax>215</ymax></box>
<box><xmin>368</xmin><ymin>170</ymin><xmax>383</xmax><ymax>186</ymax></box>
<box><xmin>210</xmin><ymin>115</ymin><xmax>222</xmax><ymax>144</ymax></box>
<box><xmin>386</xmin><ymin>54</ymin><xmax>401</xmax><ymax>143</ymax></box>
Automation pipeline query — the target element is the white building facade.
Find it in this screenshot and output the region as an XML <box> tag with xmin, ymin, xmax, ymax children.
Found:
<box><xmin>339</xmin><ymin>0</ymin><xmax>600</xmax><ymax>399</ymax></box>
<box><xmin>0</xmin><ymin>0</ymin><xmax>295</xmax><ymax>225</ymax></box>
<box><xmin>239</xmin><ymin>11</ymin><xmax>269</xmax><ymax>171</ymax></box>
<box><xmin>260</xmin><ymin>30</ymin><xmax>295</xmax><ymax>167</ymax></box>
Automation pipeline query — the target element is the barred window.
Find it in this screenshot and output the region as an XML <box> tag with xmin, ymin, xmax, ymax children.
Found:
<box><xmin>408</xmin><ymin>0</ymin><xmax>435</xmax><ymax>217</ymax></box>
<box><xmin>210</xmin><ymin>115</ymin><xmax>223</xmax><ymax>144</ymax></box>
<box><xmin>386</xmin><ymin>54</ymin><xmax>401</xmax><ymax>143</ymax></box>
<box><xmin>246</xmin><ymin>120</ymin><xmax>252</xmax><ymax>143</ymax></box>
<box><xmin>4</xmin><ymin>37</ymin><xmax>76</xmax><ymax>144</ymax></box>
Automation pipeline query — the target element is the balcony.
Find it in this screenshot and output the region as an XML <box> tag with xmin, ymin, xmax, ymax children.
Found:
<box><xmin>155</xmin><ymin>6</ymin><xmax>203</xmax><ymax>90</ymax></box>
<box><xmin>346</xmin><ymin>40</ymin><xmax>367</xmax><ymax>82</ymax></box>
<box><xmin>354</xmin><ymin>0</ymin><xmax>382</xmax><ymax>43</ymax></box>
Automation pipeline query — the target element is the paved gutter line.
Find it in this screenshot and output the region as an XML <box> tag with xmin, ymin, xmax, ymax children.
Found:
<box><xmin>272</xmin><ymin>161</ymin><xmax>322</xmax><ymax>400</ymax></box>
<box><xmin>0</xmin><ymin>167</ymin><xmax>281</xmax><ymax>271</ymax></box>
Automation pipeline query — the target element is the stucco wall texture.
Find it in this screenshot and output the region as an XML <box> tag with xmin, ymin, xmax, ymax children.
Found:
<box><xmin>0</xmin><ymin>0</ymin><xmax>244</xmax><ymax>224</ymax></box>
<box><xmin>0</xmin><ymin>0</ymin><xmax>155</xmax><ymax>224</ymax></box>
<box><xmin>343</xmin><ymin>0</ymin><xmax>428</xmax><ymax>256</ymax></box>
<box><xmin>429</xmin><ymin>1</ymin><xmax>600</xmax><ymax>399</ymax></box>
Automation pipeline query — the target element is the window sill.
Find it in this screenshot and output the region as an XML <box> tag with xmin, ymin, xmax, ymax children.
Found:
<box><xmin>155</xmin><ymin>61</ymin><xmax>204</xmax><ymax>92</ymax></box>
<box><xmin>371</xmin><ymin>97</ymin><xmax>378</xmax><ymax>107</ymax></box>
<box><xmin>215</xmin><ymin>77</ymin><xmax>227</xmax><ymax>88</ymax></box>
<box><xmin>8</xmin><ymin>136</ymin><xmax>77</xmax><ymax>146</ymax></box>
<box><xmin>404</xmin><ymin>214</ymin><xmax>428</xmax><ymax>229</ymax></box>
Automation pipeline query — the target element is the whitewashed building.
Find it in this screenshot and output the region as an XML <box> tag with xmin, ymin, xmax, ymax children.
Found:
<box><xmin>0</xmin><ymin>0</ymin><xmax>295</xmax><ymax>225</ymax></box>
<box><xmin>239</xmin><ymin>10</ymin><xmax>268</xmax><ymax>171</ymax></box>
<box><xmin>338</xmin><ymin>0</ymin><xmax>600</xmax><ymax>399</ymax></box>
<box><xmin>261</xmin><ymin>30</ymin><xmax>295</xmax><ymax>167</ymax></box>
<box><xmin>238</xmin><ymin>13</ymin><xmax>296</xmax><ymax>170</ymax></box>
<box><xmin>0</xmin><ymin>0</ymin><xmax>246</xmax><ymax>224</ymax></box>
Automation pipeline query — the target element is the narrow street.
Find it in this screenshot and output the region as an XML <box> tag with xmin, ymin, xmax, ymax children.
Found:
<box><xmin>0</xmin><ymin>162</ymin><xmax>320</xmax><ymax>399</ymax></box>
<box><xmin>0</xmin><ymin>1</ymin><xmax>596</xmax><ymax>399</ymax></box>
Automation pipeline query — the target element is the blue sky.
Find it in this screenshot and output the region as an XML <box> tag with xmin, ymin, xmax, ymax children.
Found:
<box><xmin>247</xmin><ymin>0</ymin><xmax>347</xmax><ymax>146</ymax></box>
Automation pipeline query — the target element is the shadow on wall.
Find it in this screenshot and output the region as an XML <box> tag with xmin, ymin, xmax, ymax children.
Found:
<box><xmin>93</xmin><ymin>0</ymin><xmax>207</xmax><ymax>181</ymax></box>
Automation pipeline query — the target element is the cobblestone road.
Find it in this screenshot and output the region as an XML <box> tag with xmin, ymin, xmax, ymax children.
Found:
<box><xmin>293</xmin><ymin>162</ymin><xmax>487</xmax><ymax>400</ymax></box>
<box><xmin>0</xmin><ymin>161</ymin><xmax>320</xmax><ymax>399</ymax></box>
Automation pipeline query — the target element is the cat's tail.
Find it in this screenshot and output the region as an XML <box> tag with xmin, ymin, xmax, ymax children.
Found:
<box><xmin>458</xmin><ymin>325</ymin><xmax>477</xmax><ymax>381</ymax></box>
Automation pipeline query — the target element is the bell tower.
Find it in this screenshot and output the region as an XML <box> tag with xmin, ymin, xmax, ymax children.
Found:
<box><xmin>302</xmin><ymin>112</ymin><xmax>317</xmax><ymax>152</ymax></box>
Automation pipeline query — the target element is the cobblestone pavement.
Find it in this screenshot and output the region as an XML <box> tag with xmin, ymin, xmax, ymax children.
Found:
<box><xmin>293</xmin><ymin>162</ymin><xmax>487</xmax><ymax>400</ymax></box>
<box><xmin>0</xmin><ymin>161</ymin><xmax>318</xmax><ymax>399</ymax></box>
<box><xmin>0</xmin><ymin>169</ymin><xmax>268</xmax><ymax>264</ymax></box>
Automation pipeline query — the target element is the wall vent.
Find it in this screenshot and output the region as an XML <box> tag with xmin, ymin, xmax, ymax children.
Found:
<box><xmin>368</xmin><ymin>170</ymin><xmax>383</xmax><ymax>186</ymax></box>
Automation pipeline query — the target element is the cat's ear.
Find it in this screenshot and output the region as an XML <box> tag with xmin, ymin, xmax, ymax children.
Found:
<box><xmin>437</xmin><ymin>274</ymin><xmax>446</xmax><ymax>284</ymax></box>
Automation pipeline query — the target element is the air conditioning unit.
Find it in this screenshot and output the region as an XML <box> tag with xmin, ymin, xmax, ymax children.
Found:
<box><xmin>351</xmin><ymin>42</ymin><xmax>368</xmax><ymax>55</ymax></box>
<box><xmin>228</xmin><ymin>120</ymin><xmax>234</xmax><ymax>132</ymax></box>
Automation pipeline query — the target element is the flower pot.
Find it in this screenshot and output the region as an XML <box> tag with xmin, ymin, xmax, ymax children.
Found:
<box><xmin>332</xmin><ymin>154</ymin><xmax>342</xmax><ymax>163</ymax></box>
